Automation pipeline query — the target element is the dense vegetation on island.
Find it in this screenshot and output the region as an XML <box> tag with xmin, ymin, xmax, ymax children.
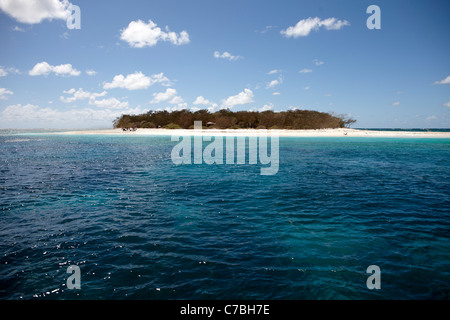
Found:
<box><xmin>113</xmin><ymin>109</ymin><xmax>356</xmax><ymax>130</ymax></box>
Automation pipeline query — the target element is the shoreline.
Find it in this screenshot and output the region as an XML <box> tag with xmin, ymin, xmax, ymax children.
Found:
<box><xmin>54</xmin><ymin>128</ymin><xmax>450</xmax><ymax>138</ymax></box>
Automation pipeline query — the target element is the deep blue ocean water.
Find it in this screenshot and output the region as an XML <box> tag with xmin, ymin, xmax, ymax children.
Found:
<box><xmin>0</xmin><ymin>132</ymin><xmax>449</xmax><ymax>300</ymax></box>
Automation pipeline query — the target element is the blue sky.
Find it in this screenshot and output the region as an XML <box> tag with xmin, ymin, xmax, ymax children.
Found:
<box><xmin>0</xmin><ymin>0</ymin><xmax>449</xmax><ymax>129</ymax></box>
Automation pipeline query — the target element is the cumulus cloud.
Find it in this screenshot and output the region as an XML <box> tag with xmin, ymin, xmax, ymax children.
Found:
<box><xmin>60</xmin><ymin>88</ymin><xmax>107</xmax><ymax>103</ymax></box>
<box><xmin>193</xmin><ymin>96</ymin><xmax>218</xmax><ymax>107</ymax></box>
<box><xmin>0</xmin><ymin>67</ymin><xmax>7</xmax><ymax>77</ymax></box>
<box><xmin>150</xmin><ymin>88</ymin><xmax>183</xmax><ymax>104</ymax></box>
<box><xmin>266</xmin><ymin>80</ymin><xmax>279</xmax><ymax>89</ymax></box>
<box><xmin>266</xmin><ymin>76</ymin><xmax>283</xmax><ymax>89</ymax></box>
<box><xmin>88</xmin><ymin>97</ymin><xmax>129</xmax><ymax>109</ymax></box>
<box><xmin>266</xmin><ymin>79</ymin><xmax>280</xmax><ymax>89</ymax></box>
<box><xmin>86</xmin><ymin>70</ymin><xmax>97</xmax><ymax>76</ymax></box>
<box><xmin>60</xmin><ymin>88</ymin><xmax>128</xmax><ymax>108</ymax></box>
<box><xmin>193</xmin><ymin>96</ymin><xmax>210</xmax><ymax>105</ymax></box>
<box><xmin>260</xmin><ymin>104</ymin><xmax>274</xmax><ymax>112</ymax></box>
<box><xmin>443</xmin><ymin>101</ymin><xmax>450</xmax><ymax>107</ymax></box>
<box><xmin>392</xmin><ymin>101</ymin><xmax>400</xmax><ymax>106</ymax></box>
<box><xmin>272</xmin><ymin>92</ymin><xmax>281</xmax><ymax>96</ymax></box>
<box><xmin>299</xmin><ymin>69</ymin><xmax>313</xmax><ymax>74</ymax></box>
<box><xmin>193</xmin><ymin>96</ymin><xmax>219</xmax><ymax>112</ymax></box>
<box><xmin>29</xmin><ymin>61</ymin><xmax>81</xmax><ymax>76</ymax></box>
<box><xmin>207</xmin><ymin>105</ymin><xmax>223</xmax><ymax>113</ymax></box>
<box><xmin>162</xmin><ymin>103</ymin><xmax>189</xmax><ymax>113</ymax></box>
<box><xmin>222</xmin><ymin>89</ymin><xmax>254</xmax><ymax>108</ymax></box>
<box><xmin>288</xmin><ymin>105</ymin><xmax>309</xmax><ymax>111</ymax></box>
<box><xmin>434</xmin><ymin>76</ymin><xmax>450</xmax><ymax>85</ymax></box>
<box><xmin>281</xmin><ymin>17</ymin><xmax>350</xmax><ymax>38</ymax></box>
<box><xmin>213</xmin><ymin>51</ymin><xmax>242</xmax><ymax>61</ymax></box>
<box><xmin>0</xmin><ymin>0</ymin><xmax>73</xmax><ymax>24</ymax></box>
<box><xmin>103</xmin><ymin>72</ymin><xmax>171</xmax><ymax>90</ymax></box>
<box><xmin>0</xmin><ymin>88</ymin><xmax>13</xmax><ymax>100</ymax></box>
<box><xmin>250</xmin><ymin>103</ymin><xmax>274</xmax><ymax>112</ymax></box>
<box><xmin>120</xmin><ymin>19</ymin><xmax>190</xmax><ymax>48</ymax></box>
<box><xmin>2</xmin><ymin>104</ymin><xmax>39</xmax><ymax>119</ymax></box>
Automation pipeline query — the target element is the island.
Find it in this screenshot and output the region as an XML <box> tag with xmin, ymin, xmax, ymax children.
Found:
<box><xmin>113</xmin><ymin>109</ymin><xmax>356</xmax><ymax>130</ymax></box>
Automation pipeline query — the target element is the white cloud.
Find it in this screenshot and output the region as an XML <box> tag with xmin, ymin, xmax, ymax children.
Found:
<box><xmin>59</xmin><ymin>88</ymin><xmax>128</xmax><ymax>109</ymax></box>
<box><xmin>207</xmin><ymin>105</ymin><xmax>223</xmax><ymax>113</ymax></box>
<box><xmin>281</xmin><ymin>17</ymin><xmax>350</xmax><ymax>38</ymax></box>
<box><xmin>0</xmin><ymin>88</ymin><xmax>13</xmax><ymax>100</ymax></box>
<box><xmin>0</xmin><ymin>0</ymin><xmax>73</xmax><ymax>24</ymax></box>
<box><xmin>313</xmin><ymin>59</ymin><xmax>324</xmax><ymax>66</ymax></box>
<box><xmin>266</xmin><ymin>76</ymin><xmax>283</xmax><ymax>89</ymax></box>
<box><xmin>1</xmin><ymin>66</ymin><xmax>20</xmax><ymax>76</ymax></box>
<box><xmin>266</xmin><ymin>79</ymin><xmax>280</xmax><ymax>89</ymax></box>
<box><xmin>193</xmin><ymin>96</ymin><xmax>218</xmax><ymax>111</ymax></box>
<box><xmin>104</xmin><ymin>72</ymin><xmax>171</xmax><ymax>90</ymax></box>
<box><xmin>52</xmin><ymin>63</ymin><xmax>80</xmax><ymax>76</ymax></box>
<box><xmin>214</xmin><ymin>51</ymin><xmax>242</xmax><ymax>61</ymax></box>
<box><xmin>426</xmin><ymin>115</ymin><xmax>437</xmax><ymax>121</ymax></box>
<box><xmin>287</xmin><ymin>105</ymin><xmax>310</xmax><ymax>111</ymax></box>
<box><xmin>193</xmin><ymin>96</ymin><xmax>209</xmax><ymax>105</ymax></box>
<box><xmin>88</xmin><ymin>97</ymin><xmax>129</xmax><ymax>109</ymax></box>
<box><xmin>443</xmin><ymin>101</ymin><xmax>450</xmax><ymax>107</ymax></box>
<box><xmin>222</xmin><ymin>88</ymin><xmax>254</xmax><ymax>108</ymax></box>
<box><xmin>120</xmin><ymin>19</ymin><xmax>190</xmax><ymax>48</ymax></box>
<box><xmin>150</xmin><ymin>88</ymin><xmax>183</xmax><ymax>104</ymax></box>
<box><xmin>304</xmin><ymin>86</ymin><xmax>310</xmax><ymax>90</ymax></box>
<box><xmin>63</xmin><ymin>88</ymin><xmax>76</xmax><ymax>94</ymax></box>
<box><xmin>3</xmin><ymin>104</ymin><xmax>39</xmax><ymax>118</ymax></box>
<box><xmin>163</xmin><ymin>103</ymin><xmax>189</xmax><ymax>112</ymax></box>
<box><xmin>267</xmin><ymin>69</ymin><xmax>279</xmax><ymax>75</ymax></box>
<box><xmin>170</xmin><ymin>96</ymin><xmax>184</xmax><ymax>104</ymax></box>
<box><xmin>392</xmin><ymin>101</ymin><xmax>400</xmax><ymax>106</ymax></box>
<box><xmin>299</xmin><ymin>69</ymin><xmax>312</xmax><ymax>73</ymax></box>
<box><xmin>250</xmin><ymin>103</ymin><xmax>274</xmax><ymax>112</ymax></box>
<box><xmin>193</xmin><ymin>96</ymin><xmax>215</xmax><ymax>106</ymax></box>
<box><xmin>260</xmin><ymin>104</ymin><xmax>274</xmax><ymax>111</ymax></box>
<box><xmin>86</xmin><ymin>70</ymin><xmax>97</xmax><ymax>76</ymax></box>
<box><xmin>434</xmin><ymin>76</ymin><xmax>450</xmax><ymax>85</ymax></box>
<box><xmin>60</xmin><ymin>88</ymin><xmax>107</xmax><ymax>103</ymax></box>
<box><xmin>29</xmin><ymin>61</ymin><xmax>81</xmax><ymax>76</ymax></box>
<box><xmin>272</xmin><ymin>92</ymin><xmax>281</xmax><ymax>96</ymax></box>
<box><xmin>1</xmin><ymin>103</ymin><xmax>143</xmax><ymax>129</ymax></box>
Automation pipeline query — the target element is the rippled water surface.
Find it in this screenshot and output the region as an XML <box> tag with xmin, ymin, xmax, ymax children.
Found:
<box><xmin>0</xmin><ymin>133</ymin><xmax>449</xmax><ymax>299</ymax></box>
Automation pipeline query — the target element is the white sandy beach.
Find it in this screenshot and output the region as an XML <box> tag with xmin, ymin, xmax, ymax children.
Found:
<box><xmin>57</xmin><ymin>128</ymin><xmax>450</xmax><ymax>138</ymax></box>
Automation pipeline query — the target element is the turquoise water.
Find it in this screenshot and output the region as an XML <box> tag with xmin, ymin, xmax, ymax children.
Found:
<box><xmin>0</xmin><ymin>133</ymin><xmax>449</xmax><ymax>300</ymax></box>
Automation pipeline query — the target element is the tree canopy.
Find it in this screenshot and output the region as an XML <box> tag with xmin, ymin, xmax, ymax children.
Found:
<box><xmin>113</xmin><ymin>109</ymin><xmax>356</xmax><ymax>130</ymax></box>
